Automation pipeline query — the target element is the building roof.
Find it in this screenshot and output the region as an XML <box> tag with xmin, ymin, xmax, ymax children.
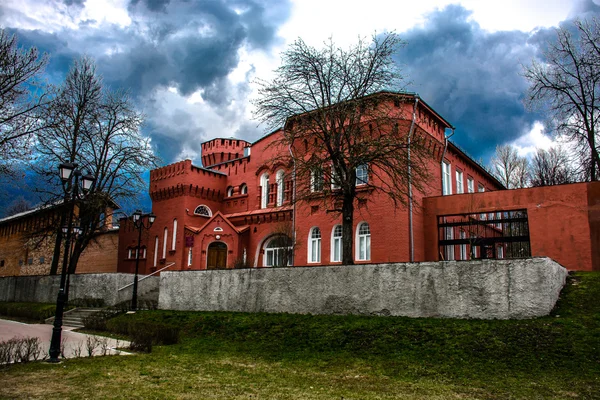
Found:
<box><xmin>448</xmin><ymin>140</ymin><xmax>505</xmax><ymax>190</ymax></box>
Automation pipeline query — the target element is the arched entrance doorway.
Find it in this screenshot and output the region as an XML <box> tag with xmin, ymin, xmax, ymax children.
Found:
<box><xmin>207</xmin><ymin>242</ymin><xmax>227</xmax><ymax>269</ymax></box>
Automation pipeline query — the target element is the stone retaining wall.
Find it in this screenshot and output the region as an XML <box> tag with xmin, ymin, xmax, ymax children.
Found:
<box><xmin>0</xmin><ymin>273</ymin><xmax>159</xmax><ymax>306</ymax></box>
<box><xmin>158</xmin><ymin>258</ymin><xmax>567</xmax><ymax>319</ymax></box>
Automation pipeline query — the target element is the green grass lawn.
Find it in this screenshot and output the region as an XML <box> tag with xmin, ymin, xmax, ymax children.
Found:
<box><xmin>1</xmin><ymin>272</ymin><xmax>599</xmax><ymax>399</ymax></box>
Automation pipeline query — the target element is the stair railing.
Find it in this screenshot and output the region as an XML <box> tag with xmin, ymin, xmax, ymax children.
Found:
<box><xmin>117</xmin><ymin>262</ymin><xmax>176</xmax><ymax>292</ymax></box>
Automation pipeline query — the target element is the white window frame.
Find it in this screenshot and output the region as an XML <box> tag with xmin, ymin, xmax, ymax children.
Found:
<box><xmin>162</xmin><ymin>228</ymin><xmax>168</xmax><ymax>259</ymax></box>
<box><xmin>308</xmin><ymin>227</ymin><xmax>321</xmax><ymax>263</ymax></box>
<box><xmin>240</xmin><ymin>183</ymin><xmax>248</xmax><ymax>195</ymax></box>
<box><xmin>172</xmin><ymin>219</ymin><xmax>177</xmax><ymax>251</ymax></box>
<box><xmin>456</xmin><ymin>170</ymin><xmax>464</xmax><ymax>194</ymax></box>
<box><xmin>187</xmin><ymin>248</ymin><xmax>193</xmax><ymax>266</ymax></box>
<box><xmin>276</xmin><ymin>169</ymin><xmax>285</xmax><ymax>206</ymax></box>
<box><xmin>260</xmin><ymin>173</ymin><xmax>269</xmax><ymax>209</ymax></box>
<box><xmin>355</xmin><ymin>164</ymin><xmax>368</xmax><ymax>186</ymax></box>
<box><xmin>478</xmin><ymin>184</ymin><xmax>485</xmax><ymax>193</ymax></box>
<box><xmin>194</xmin><ymin>205</ymin><xmax>212</xmax><ymax>217</ymax></box>
<box><xmin>331</xmin><ymin>166</ymin><xmax>341</xmax><ymax>190</ymax></box>
<box><xmin>442</xmin><ymin>161</ymin><xmax>452</xmax><ymax>195</ymax></box>
<box><xmin>467</xmin><ymin>177</ymin><xmax>474</xmax><ymax>193</ymax></box>
<box><xmin>331</xmin><ymin>225</ymin><xmax>343</xmax><ymax>262</ymax></box>
<box><xmin>445</xmin><ymin>227</ymin><xmax>455</xmax><ymax>261</ymax></box>
<box><xmin>153</xmin><ymin>236</ymin><xmax>159</xmax><ymax>267</ymax></box>
<box><xmin>227</xmin><ymin>186</ymin><xmax>234</xmax><ymax>197</ymax></box>
<box><xmin>263</xmin><ymin>236</ymin><xmax>293</xmax><ymax>267</ymax></box>
<box><xmin>497</xmin><ymin>246</ymin><xmax>504</xmax><ymax>259</ymax></box>
<box><xmin>459</xmin><ymin>230</ymin><xmax>467</xmax><ymax>260</ymax></box>
<box><xmin>311</xmin><ymin>168</ymin><xmax>324</xmax><ymax>192</ymax></box>
<box><xmin>355</xmin><ymin>222</ymin><xmax>371</xmax><ymax>261</ymax></box>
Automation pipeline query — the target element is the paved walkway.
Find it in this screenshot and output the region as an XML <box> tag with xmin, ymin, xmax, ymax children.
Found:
<box><xmin>0</xmin><ymin>319</ymin><xmax>130</xmax><ymax>360</ymax></box>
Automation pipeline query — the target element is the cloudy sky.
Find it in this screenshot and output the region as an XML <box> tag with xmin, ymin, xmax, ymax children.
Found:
<box><xmin>1</xmin><ymin>0</ymin><xmax>599</xmax><ymax>199</ymax></box>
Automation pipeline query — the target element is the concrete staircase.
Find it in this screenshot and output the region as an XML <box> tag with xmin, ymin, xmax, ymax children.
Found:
<box><xmin>46</xmin><ymin>308</ymin><xmax>104</xmax><ymax>329</ymax></box>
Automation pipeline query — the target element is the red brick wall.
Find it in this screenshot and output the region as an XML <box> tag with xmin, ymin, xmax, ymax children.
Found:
<box><xmin>423</xmin><ymin>182</ymin><xmax>600</xmax><ymax>271</ymax></box>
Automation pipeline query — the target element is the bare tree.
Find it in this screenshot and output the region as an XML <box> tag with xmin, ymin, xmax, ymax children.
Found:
<box><xmin>523</xmin><ymin>18</ymin><xmax>600</xmax><ymax>181</ymax></box>
<box><xmin>489</xmin><ymin>144</ymin><xmax>529</xmax><ymax>189</ymax></box>
<box><xmin>34</xmin><ymin>57</ymin><xmax>158</xmax><ymax>275</ymax></box>
<box><xmin>530</xmin><ymin>146</ymin><xmax>578</xmax><ymax>187</ymax></box>
<box><xmin>3</xmin><ymin>196</ymin><xmax>32</xmax><ymax>217</ymax></box>
<box><xmin>0</xmin><ymin>29</ymin><xmax>48</xmax><ymax>175</ymax></box>
<box><xmin>254</xmin><ymin>34</ymin><xmax>433</xmax><ymax>264</ymax></box>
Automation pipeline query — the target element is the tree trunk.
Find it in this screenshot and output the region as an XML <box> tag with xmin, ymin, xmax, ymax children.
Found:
<box><xmin>341</xmin><ymin>194</ymin><xmax>354</xmax><ymax>265</ymax></box>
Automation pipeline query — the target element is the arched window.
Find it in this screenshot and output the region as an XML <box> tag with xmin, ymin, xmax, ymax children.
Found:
<box><xmin>276</xmin><ymin>170</ymin><xmax>285</xmax><ymax>206</ymax></box>
<box><xmin>331</xmin><ymin>225</ymin><xmax>342</xmax><ymax>262</ymax></box>
<box><xmin>172</xmin><ymin>219</ymin><xmax>177</xmax><ymax>251</ymax></box>
<box><xmin>308</xmin><ymin>227</ymin><xmax>321</xmax><ymax>263</ymax></box>
<box><xmin>154</xmin><ymin>236</ymin><xmax>159</xmax><ymax>267</ymax></box>
<box><xmin>162</xmin><ymin>227</ymin><xmax>168</xmax><ymax>259</ymax></box>
<box><xmin>356</xmin><ymin>222</ymin><xmax>371</xmax><ymax>261</ymax></box>
<box><xmin>240</xmin><ymin>183</ymin><xmax>248</xmax><ymax>195</ymax></box>
<box><xmin>263</xmin><ymin>235</ymin><xmax>293</xmax><ymax>267</ymax></box>
<box><xmin>194</xmin><ymin>205</ymin><xmax>212</xmax><ymax>217</ymax></box>
<box><xmin>226</xmin><ymin>186</ymin><xmax>234</xmax><ymax>197</ymax></box>
<box><xmin>260</xmin><ymin>173</ymin><xmax>270</xmax><ymax>209</ymax></box>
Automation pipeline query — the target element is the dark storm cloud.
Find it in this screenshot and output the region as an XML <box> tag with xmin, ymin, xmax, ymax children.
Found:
<box><xmin>1</xmin><ymin>0</ymin><xmax>291</xmax><ymax>164</ymax></box>
<box><xmin>397</xmin><ymin>5</ymin><xmax>539</xmax><ymax>160</ymax></box>
<box><xmin>397</xmin><ymin>2</ymin><xmax>600</xmax><ymax>161</ymax></box>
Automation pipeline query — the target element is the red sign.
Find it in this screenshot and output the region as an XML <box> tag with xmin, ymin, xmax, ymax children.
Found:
<box><xmin>185</xmin><ymin>236</ymin><xmax>194</xmax><ymax>247</ymax></box>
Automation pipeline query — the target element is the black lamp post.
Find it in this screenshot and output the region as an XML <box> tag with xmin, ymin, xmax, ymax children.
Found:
<box><xmin>131</xmin><ymin>209</ymin><xmax>156</xmax><ymax>312</ymax></box>
<box><xmin>48</xmin><ymin>163</ymin><xmax>95</xmax><ymax>363</ymax></box>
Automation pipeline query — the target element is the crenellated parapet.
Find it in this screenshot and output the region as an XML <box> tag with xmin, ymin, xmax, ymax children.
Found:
<box><xmin>201</xmin><ymin>138</ymin><xmax>251</xmax><ymax>167</ymax></box>
<box><xmin>150</xmin><ymin>182</ymin><xmax>226</xmax><ymax>202</ymax></box>
<box><xmin>149</xmin><ymin>159</ymin><xmax>228</xmax><ymax>201</ymax></box>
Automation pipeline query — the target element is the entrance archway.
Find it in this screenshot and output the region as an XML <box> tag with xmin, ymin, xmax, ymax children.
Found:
<box><xmin>207</xmin><ymin>242</ymin><xmax>227</xmax><ymax>269</ymax></box>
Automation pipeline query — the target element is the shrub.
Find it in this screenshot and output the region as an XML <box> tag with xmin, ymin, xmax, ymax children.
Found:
<box><xmin>0</xmin><ymin>337</ymin><xmax>43</xmax><ymax>366</ymax></box>
<box><xmin>0</xmin><ymin>302</ymin><xmax>63</xmax><ymax>323</ymax></box>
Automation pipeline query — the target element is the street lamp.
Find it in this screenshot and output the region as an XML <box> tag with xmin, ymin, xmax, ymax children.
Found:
<box><xmin>48</xmin><ymin>163</ymin><xmax>95</xmax><ymax>363</ymax></box>
<box><xmin>131</xmin><ymin>209</ymin><xmax>156</xmax><ymax>311</ymax></box>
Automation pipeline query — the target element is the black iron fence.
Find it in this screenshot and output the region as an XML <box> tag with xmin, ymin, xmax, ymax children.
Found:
<box><xmin>438</xmin><ymin>209</ymin><xmax>531</xmax><ymax>261</ymax></box>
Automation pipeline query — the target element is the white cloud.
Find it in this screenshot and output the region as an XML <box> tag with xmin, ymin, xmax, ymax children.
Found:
<box><xmin>511</xmin><ymin>121</ymin><xmax>556</xmax><ymax>157</ymax></box>
<box><xmin>278</xmin><ymin>0</ymin><xmax>574</xmax><ymax>49</ymax></box>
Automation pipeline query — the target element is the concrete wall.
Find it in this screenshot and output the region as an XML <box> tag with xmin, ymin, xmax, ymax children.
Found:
<box><xmin>0</xmin><ymin>273</ymin><xmax>158</xmax><ymax>306</ymax></box>
<box><xmin>158</xmin><ymin>258</ymin><xmax>567</xmax><ymax>319</ymax></box>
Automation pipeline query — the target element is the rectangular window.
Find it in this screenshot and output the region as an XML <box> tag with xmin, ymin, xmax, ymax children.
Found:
<box><xmin>497</xmin><ymin>246</ymin><xmax>504</xmax><ymax>259</ymax></box>
<box><xmin>331</xmin><ymin>166</ymin><xmax>341</xmax><ymax>190</ymax></box>
<box><xmin>459</xmin><ymin>231</ymin><xmax>467</xmax><ymax>260</ymax></box>
<box><xmin>355</xmin><ymin>164</ymin><xmax>368</xmax><ymax>186</ymax></box>
<box><xmin>456</xmin><ymin>170</ymin><xmax>464</xmax><ymax>194</ymax></box>
<box><xmin>467</xmin><ymin>177</ymin><xmax>474</xmax><ymax>193</ymax></box>
<box><xmin>188</xmin><ymin>248</ymin><xmax>193</xmax><ymax>266</ymax></box>
<box><xmin>311</xmin><ymin>168</ymin><xmax>324</xmax><ymax>192</ymax></box>
<box><xmin>478</xmin><ymin>184</ymin><xmax>485</xmax><ymax>192</ymax></box>
<box><xmin>442</xmin><ymin>161</ymin><xmax>452</xmax><ymax>195</ymax></box>
<box><xmin>445</xmin><ymin>227</ymin><xmax>454</xmax><ymax>260</ymax></box>
<box><xmin>358</xmin><ymin>235</ymin><xmax>371</xmax><ymax>260</ymax></box>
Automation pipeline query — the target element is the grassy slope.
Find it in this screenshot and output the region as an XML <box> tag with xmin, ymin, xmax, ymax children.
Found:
<box><xmin>1</xmin><ymin>272</ymin><xmax>599</xmax><ymax>399</ymax></box>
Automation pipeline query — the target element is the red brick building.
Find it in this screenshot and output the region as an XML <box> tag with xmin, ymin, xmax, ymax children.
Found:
<box><xmin>118</xmin><ymin>92</ymin><xmax>517</xmax><ymax>274</ymax></box>
<box><xmin>117</xmin><ymin>92</ymin><xmax>599</xmax><ymax>273</ymax></box>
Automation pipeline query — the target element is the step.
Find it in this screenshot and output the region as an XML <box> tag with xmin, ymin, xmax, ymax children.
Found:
<box><xmin>45</xmin><ymin>307</ymin><xmax>104</xmax><ymax>328</ymax></box>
